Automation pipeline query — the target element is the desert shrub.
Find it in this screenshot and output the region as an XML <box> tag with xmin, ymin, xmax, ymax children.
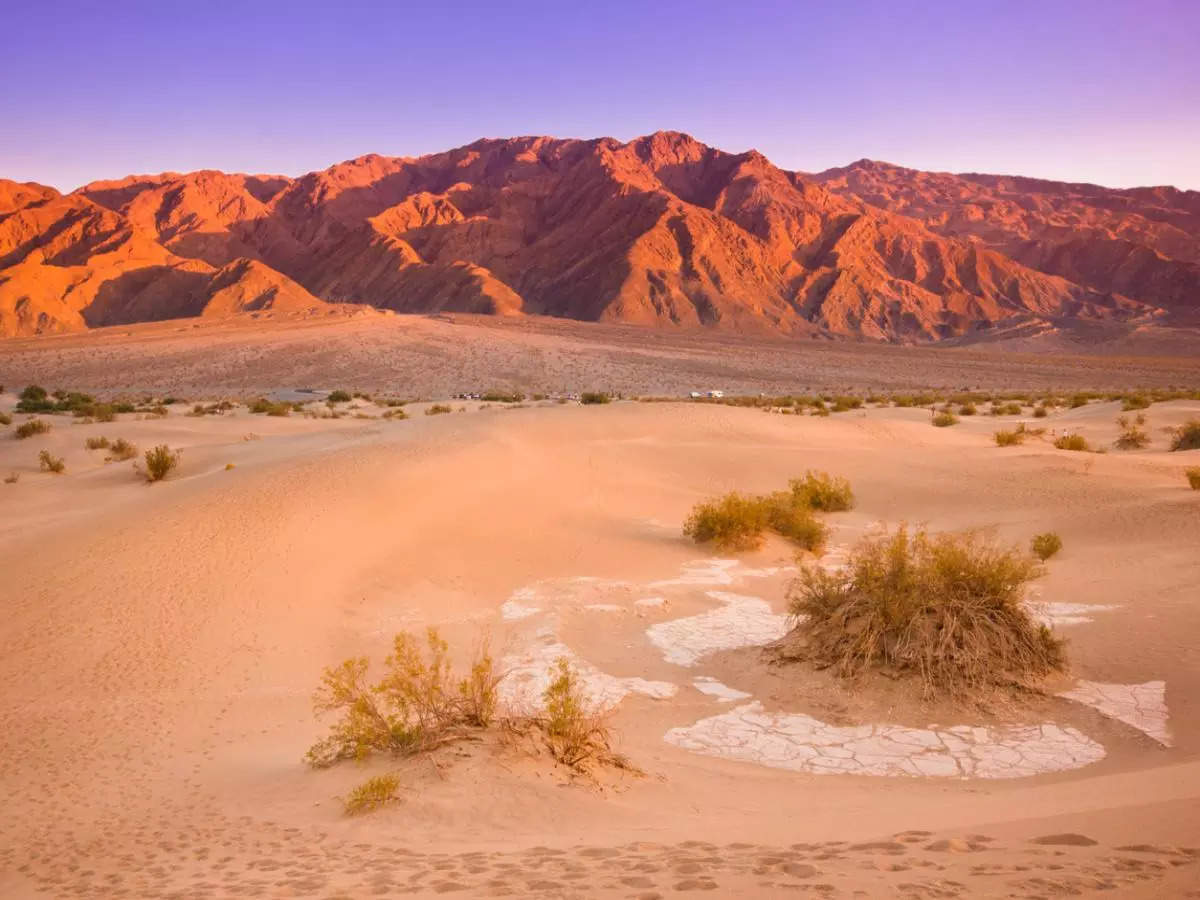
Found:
<box><xmin>143</xmin><ymin>445</ymin><xmax>179</xmax><ymax>482</ymax></box>
<box><xmin>16</xmin><ymin>385</ymin><xmax>55</xmax><ymax>412</ymax></box>
<box><xmin>38</xmin><ymin>450</ymin><xmax>65</xmax><ymax>474</ymax></box>
<box><xmin>382</xmin><ymin>408</ymin><xmax>408</xmax><ymax>420</ymax></box>
<box><xmin>327</xmin><ymin>390</ymin><xmax>352</xmax><ymax>404</ymax></box>
<box><xmin>1033</xmin><ymin>406</ymin><xmax>1048</xmax><ymax>418</ymax></box>
<box><xmin>1113</xmin><ymin>416</ymin><xmax>1150</xmax><ymax>450</ymax></box>
<box><xmin>539</xmin><ymin>657</ymin><xmax>616</xmax><ymax>768</ymax></box>
<box><xmin>480</xmin><ymin>390</ymin><xmax>524</xmax><ymax>403</ymax></box>
<box><xmin>225</xmin><ymin>462</ymin><xmax>236</xmax><ymax>471</ymax></box>
<box><xmin>789</xmin><ymin>470</ymin><xmax>855</xmax><ymax>512</ymax></box>
<box><xmin>91</xmin><ymin>404</ymin><xmax>116</xmax><ymax>423</ymax></box>
<box><xmin>3</xmin><ymin>472</ymin><xmax>17</xmax><ymax>484</ymax></box>
<box><xmin>114</xmin><ymin>402</ymin><xmax>135</xmax><ymax>414</ymax></box>
<box><xmin>1054</xmin><ymin>434</ymin><xmax>1091</xmax><ymax>452</ymax></box>
<box><xmin>1122</xmin><ymin>394</ymin><xmax>1151</xmax><ymax>411</ymax></box>
<box><xmin>1068</xmin><ymin>394</ymin><xmax>1090</xmax><ymax>409</ymax></box>
<box><xmin>784</xmin><ymin>526</ymin><xmax>1062</xmax><ymax>696</ymax></box>
<box><xmin>85</xmin><ymin>436</ymin><xmax>110</xmax><ymax>450</ymax></box>
<box><xmin>305</xmin><ymin>628</ymin><xmax>500</xmax><ymax>768</ymax></box>
<box><xmin>1031</xmin><ymin>532</ymin><xmax>1062</xmax><ymax>560</ymax></box>
<box><xmin>14</xmin><ymin>418</ymin><xmax>50</xmax><ymax>439</ymax></box>
<box><xmin>579</xmin><ymin>392</ymin><xmax>611</xmax><ymax>405</ymax></box>
<box><xmin>343</xmin><ymin>773</ymin><xmax>401</xmax><ymax>815</ymax></box>
<box><xmin>1169</xmin><ymin>420</ymin><xmax>1200</xmax><ymax>452</ymax></box>
<box><xmin>931</xmin><ymin>412</ymin><xmax>958</xmax><ymax>427</ymax></box>
<box><xmin>993</xmin><ymin>428</ymin><xmax>1024</xmax><ymax>447</ymax></box>
<box><xmin>108</xmin><ymin>438</ymin><xmax>138</xmax><ymax>461</ymax></box>
<box><xmin>958</xmin><ymin>402</ymin><xmax>977</xmax><ymax>416</ymax></box>
<box><xmin>682</xmin><ymin>492</ymin><xmax>770</xmax><ymax>551</ymax></box>
<box><xmin>0</xmin><ymin>412</ymin><xmax>11</xmax><ymax>426</ymax></box>
<box><xmin>249</xmin><ymin>398</ymin><xmax>290</xmax><ymax>416</ymax></box>
<box><xmin>762</xmin><ymin>492</ymin><xmax>828</xmax><ymax>552</ymax></box>
<box><xmin>425</xmin><ymin>404</ymin><xmax>452</xmax><ymax>415</ymax></box>
<box><xmin>1186</xmin><ymin>467</ymin><xmax>1200</xmax><ymax>490</ymax></box>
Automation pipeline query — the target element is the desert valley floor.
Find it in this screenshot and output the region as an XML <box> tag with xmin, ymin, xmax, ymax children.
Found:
<box><xmin>1</xmin><ymin>338</ymin><xmax>1199</xmax><ymax>899</ymax></box>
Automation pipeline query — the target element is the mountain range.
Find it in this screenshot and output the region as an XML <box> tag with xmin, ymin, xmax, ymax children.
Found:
<box><xmin>2</xmin><ymin>131</ymin><xmax>1197</xmax><ymax>341</ymax></box>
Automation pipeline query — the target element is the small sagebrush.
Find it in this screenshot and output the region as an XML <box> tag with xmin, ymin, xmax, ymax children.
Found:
<box><xmin>1053</xmin><ymin>434</ymin><xmax>1091</xmax><ymax>452</ymax></box>
<box><xmin>305</xmin><ymin>628</ymin><xmax>500</xmax><ymax>769</ymax></box>
<box><xmin>539</xmin><ymin>657</ymin><xmax>617</xmax><ymax>769</ymax></box>
<box><xmin>683</xmin><ymin>492</ymin><xmax>770</xmax><ymax>551</ymax></box>
<box><xmin>789</xmin><ymin>471</ymin><xmax>855</xmax><ymax>512</ymax></box>
<box><xmin>1169</xmin><ymin>420</ymin><xmax>1200</xmax><ymax>452</ymax></box>
<box><xmin>783</xmin><ymin>526</ymin><xmax>1062</xmax><ymax>697</ymax></box>
<box><xmin>0</xmin><ymin>412</ymin><xmax>11</xmax><ymax>426</ymax></box>
<box><xmin>85</xmin><ymin>436</ymin><xmax>111</xmax><ymax>450</ymax></box>
<box><xmin>580</xmin><ymin>392</ymin><xmax>612</xmax><ymax>405</ymax></box>
<box><xmin>343</xmin><ymin>774</ymin><xmax>401</xmax><ymax>815</ymax></box>
<box><xmin>425</xmin><ymin>404</ymin><xmax>452</xmax><ymax>415</ymax></box>
<box><xmin>1031</xmin><ymin>532</ymin><xmax>1063</xmax><ymax>560</ymax></box>
<box><xmin>107</xmin><ymin>438</ymin><xmax>138</xmax><ymax>461</ymax></box>
<box><xmin>1114</xmin><ymin>416</ymin><xmax>1150</xmax><ymax>450</ymax></box>
<box><xmin>993</xmin><ymin>428</ymin><xmax>1024</xmax><ymax>447</ymax></box>
<box><xmin>143</xmin><ymin>445</ymin><xmax>180</xmax><ymax>482</ymax></box>
<box><xmin>14</xmin><ymin>418</ymin><xmax>50</xmax><ymax>439</ymax></box>
<box><xmin>1186</xmin><ymin>467</ymin><xmax>1200</xmax><ymax>490</ymax></box>
<box><xmin>931</xmin><ymin>412</ymin><xmax>958</xmax><ymax>427</ymax></box>
<box><xmin>38</xmin><ymin>450</ymin><xmax>65</xmax><ymax>474</ymax></box>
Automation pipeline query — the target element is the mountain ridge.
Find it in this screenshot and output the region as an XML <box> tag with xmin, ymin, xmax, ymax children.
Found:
<box><xmin>1</xmin><ymin>132</ymin><xmax>1195</xmax><ymax>340</ymax></box>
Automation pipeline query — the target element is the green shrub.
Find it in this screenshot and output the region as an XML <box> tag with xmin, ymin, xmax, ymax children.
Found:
<box><xmin>343</xmin><ymin>774</ymin><xmax>401</xmax><ymax>815</ymax></box>
<box><xmin>788</xmin><ymin>470</ymin><xmax>855</xmax><ymax>512</ymax></box>
<box><xmin>143</xmin><ymin>445</ymin><xmax>180</xmax><ymax>482</ymax></box>
<box><xmin>994</xmin><ymin>429</ymin><xmax>1024</xmax><ymax>447</ymax></box>
<box><xmin>326</xmin><ymin>390</ymin><xmax>352</xmax><ymax>404</ymax></box>
<box><xmin>1068</xmin><ymin>394</ymin><xmax>1090</xmax><ymax>409</ymax></box>
<box><xmin>1054</xmin><ymin>434</ymin><xmax>1091</xmax><ymax>452</ymax></box>
<box><xmin>579</xmin><ymin>392</ymin><xmax>611</xmax><ymax>405</ymax></box>
<box><xmin>682</xmin><ymin>492</ymin><xmax>770</xmax><ymax>551</ymax></box>
<box><xmin>1186</xmin><ymin>467</ymin><xmax>1200</xmax><ymax>490</ymax></box>
<box><xmin>540</xmin><ymin>657</ymin><xmax>615</xmax><ymax>769</ymax></box>
<box><xmin>1031</xmin><ymin>532</ymin><xmax>1063</xmax><ymax>560</ymax></box>
<box><xmin>16</xmin><ymin>385</ymin><xmax>55</xmax><ymax>412</ymax></box>
<box><xmin>85</xmin><ymin>436</ymin><xmax>110</xmax><ymax>450</ymax></box>
<box><xmin>1169</xmin><ymin>420</ymin><xmax>1200</xmax><ymax>452</ymax></box>
<box><xmin>114</xmin><ymin>402</ymin><xmax>135</xmax><ymax>414</ymax></box>
<box><xmin>783</xmin><ymin>526</ymin><xmax>1061</xmax><ymax>696</ymax></box>
<box><xmin>305</xmin><ymin>628</ymin><xmax>500</xmax><ymax>768</ymax></box>
<box><xmin>38</xmin><ymin>450</ymin><xmax>65</xmax><ymax>474</ymax></box>
<box><xmin>932</xmin><ymin>412</ymin><xmax>959</xmax><ymax>427</ymax></box>
<box><xmin>425</xmin><ymin>404</ymin><xmax>452</xmax><ymax>415</ymax></box>
<box><xmin>1122</xmin><ymin>394</ymin><xmax>1151</xmax><ymax>411</ymax></box>
<box><xmin>107</xmin><ymin>438</ymin><xmax>138</xmax><ymax>461</ymax></box>
<box><xmin>14</xmin><ymin>418</ymin><xmax>50</xmax><ymax>439</ymax></box>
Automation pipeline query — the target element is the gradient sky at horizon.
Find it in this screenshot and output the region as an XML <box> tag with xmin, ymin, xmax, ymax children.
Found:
<box><xmin>4</xmin><ymin>0</ymin><xmax>1198</xmax><ymax>191</ymax></box>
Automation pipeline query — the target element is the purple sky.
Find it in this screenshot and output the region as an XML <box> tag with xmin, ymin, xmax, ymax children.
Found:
<box><xmin>4</xmin><ymin>0</ymin><xmax>1198</xmax><ymax>191</ymax></box>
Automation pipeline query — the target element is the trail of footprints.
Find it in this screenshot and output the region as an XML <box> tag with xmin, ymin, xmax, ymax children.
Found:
<box><xmin>6</xmin><ymin>821</ymin><xmax>1195</xmax><ymax>898</ymax></box>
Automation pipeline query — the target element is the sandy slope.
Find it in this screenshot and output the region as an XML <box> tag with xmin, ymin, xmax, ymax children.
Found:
<box><xmin>0</xmin><ymin>397</ymin><xmax>1198</xmax><ymax>898</ymax></box>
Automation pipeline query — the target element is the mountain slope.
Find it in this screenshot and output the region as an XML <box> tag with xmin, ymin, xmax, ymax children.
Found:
<box><xmin>814</xmin><ymin>160</ymin><xmax>1200</xmax><ymax>322</ymax></box>
<box><xmin>3</xmin><ymin>134</ymin><xmax>1195</xmax><ymax>340</ymax></box>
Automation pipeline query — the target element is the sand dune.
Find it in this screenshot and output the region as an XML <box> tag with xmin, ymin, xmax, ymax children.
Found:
<box><xmin>1</xmin><ymin>392</ymin><xmax>1197</xmax><ymax>897</ymax></box>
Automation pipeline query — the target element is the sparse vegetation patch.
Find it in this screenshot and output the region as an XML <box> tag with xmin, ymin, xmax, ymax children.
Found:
<box><xmin>14</xmin><ymin>419</ymin><xmax>50</xmax><ymax>439</ymax></box>
<box><xmin>142</xmin><ymin>445</ymin><xmax>180</xmax><ymax>481</ymax></box>
<box><xmin>1169</xmin><ymin>420</ymin><xmax>1200</xmax><ymax>452</ymax></box>
<box><xmin>38</xmin><ymin>450</ymin><xmax>65</xmax><ymax>474</ymax></box>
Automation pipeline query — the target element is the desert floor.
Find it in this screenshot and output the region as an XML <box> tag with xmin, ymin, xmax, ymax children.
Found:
<box><xmin>0</xmin><ymin>384</ymin><xmax>1198</xmax><ymax>899</ymax></box>
<box><xmin>2</xmin><ymin>311</ymin><xmax>1200</xmax><ymax>398</ymax></box>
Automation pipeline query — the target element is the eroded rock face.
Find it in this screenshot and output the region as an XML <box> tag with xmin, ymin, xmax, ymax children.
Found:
<box><xmin>5</xmin><ymin>131</ymin><xmax>1193</xmax><ymax>338</ymax></box>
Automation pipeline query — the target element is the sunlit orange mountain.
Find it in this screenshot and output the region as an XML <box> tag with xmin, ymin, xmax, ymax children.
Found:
<box><xmin>2</xmin><ymin>132</ymin><xmax>1195</xmax><ymax>340</ymax></box>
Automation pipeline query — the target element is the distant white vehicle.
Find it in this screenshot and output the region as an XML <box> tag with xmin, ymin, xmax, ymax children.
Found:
<box><xmin>690</xmin><ymin>391</ymin><xmax>702</xmax><ymax>398</ymax></box>
<box><xmin>707</xmin><ymin>390</ymin><xmax>725</xmax><ymax>399</ymax></box>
